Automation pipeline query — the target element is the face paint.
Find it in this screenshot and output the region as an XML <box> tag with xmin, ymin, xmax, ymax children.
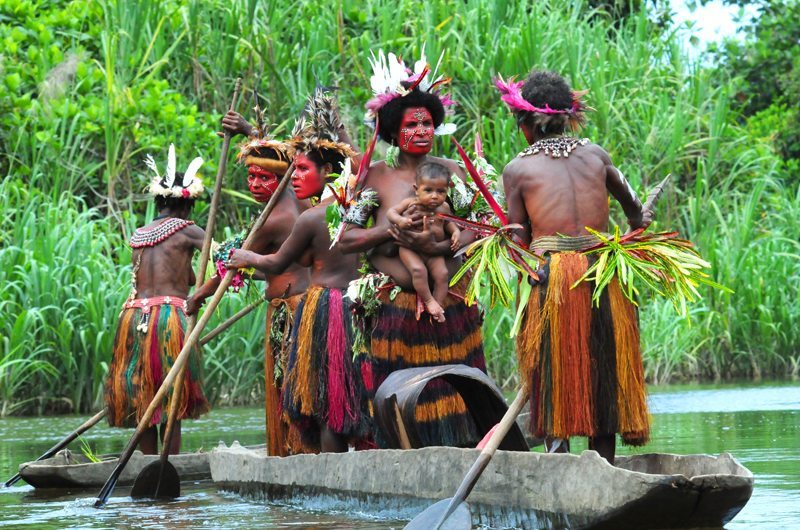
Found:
<box><xmin>397</xmin><ymin>107</ymin><xmax>434</xmax><ymax>156</ymax></box>
<box><xmin>291</xmin><ymin>152</ymin><xmax>325</xmax><ymax>200</ymax></box>
<box><xmin>247</xmin><ymin>165</ymin><xmax>280</xmax><ymax>203</ymax></box>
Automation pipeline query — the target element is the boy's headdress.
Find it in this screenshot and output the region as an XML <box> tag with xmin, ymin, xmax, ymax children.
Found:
<box><xmin>145</xmin><ymin>143</ymin><xmax>204</xmax><ymax>199</ymax></box>
<box><xmin>290</xmin><ymin>86</ymin><xmax>357</xmax><ymax>163</ymax></box>
<box><xmin>236</xmin><ymin>89</ymin><xmax>294</xmax><ymax>174</ymax></box>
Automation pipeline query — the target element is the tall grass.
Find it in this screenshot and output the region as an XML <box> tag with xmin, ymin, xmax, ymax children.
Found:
<box><xmin>1</xmin><ymin>0</ymin><xmax>798</xmax><ymax>413</ymax></box>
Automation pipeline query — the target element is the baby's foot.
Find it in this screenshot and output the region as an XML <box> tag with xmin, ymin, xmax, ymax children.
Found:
<box><xmin>425</xmin><ymin>298</ymin><xmax>446</xmax><ymax>323</ymax></box>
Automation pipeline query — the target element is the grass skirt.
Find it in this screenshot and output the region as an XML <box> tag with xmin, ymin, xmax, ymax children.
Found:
<box><xmin>265</xmin><ymin>293</ymin><xmax>304</xmax><ymax>456</ymax></box>
<box><xmin>105</xmin><ymin>298</ymin><xmax>209</xmax><ymax>428</ymax></box>
<box><xmin>516</xmin><ymin>252</ymin><xmax>650</xmax><ymax>445</ymax></box>
<box><xmin>367</xmin><ymin>278</ymin><xmax>486</xmax><ymax>447</ymax></box>
<box><xmin>282</xmin><ymin>286</ymin><xmax>370</xmax><ymax>449</ymax></box>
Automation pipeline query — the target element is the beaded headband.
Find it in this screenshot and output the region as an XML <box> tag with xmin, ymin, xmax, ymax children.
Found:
<box><xmin>145</xmin><ymin>144</ymin><xmax>204</xmax><ymax>199</ymax></box>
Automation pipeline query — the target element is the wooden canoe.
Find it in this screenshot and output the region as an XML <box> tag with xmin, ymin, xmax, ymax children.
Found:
<box><xmin>18</xmin><ymin>448</ymin><xmax>213</xmax><ymax>489</ymax></box>
<box><xmin>209</xmin><ymin>443</ymin><xmax>753</xmax><ymax>529</ymax></box>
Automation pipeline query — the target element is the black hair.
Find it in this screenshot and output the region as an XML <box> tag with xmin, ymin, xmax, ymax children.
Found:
<box><xmin>416</xmin><ymin>160</ymin><xmax>451</xmax><ymax>185</ymax></box>
<box><xmin>377</xmin><ymin>86</ymin><xmax>445</xmax><ymax>145</ymax></box>
<box><xmin>305</xmin><ymin>148</ymin><xmax>347</xmax><ymax>176</ymax></box>
<box><xmin>517</xmin><ymin>70</ymin><xmax>577</xmax><ymax>135</ymax></box>
<box><xmin>154</xmin><ymin>171</ymin><xmax>196</xmax><ymax>212</ymax></box>
<box><xmin>253</xmin><ymin>146</ymin><xmax>283</xmax><ymax>160</ymax></box>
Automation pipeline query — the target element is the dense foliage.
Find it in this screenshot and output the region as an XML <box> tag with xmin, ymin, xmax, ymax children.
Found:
<box><xmin>1</xmin><ymin>0</ymin><xmax>798</xmax><ymax>414</ymax></box>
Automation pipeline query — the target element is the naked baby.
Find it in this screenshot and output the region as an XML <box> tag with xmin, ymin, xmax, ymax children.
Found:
<box><xmin>386</xmin><ymin>161</ymin><xmax>460</xmax><ymax>322</ymax></box>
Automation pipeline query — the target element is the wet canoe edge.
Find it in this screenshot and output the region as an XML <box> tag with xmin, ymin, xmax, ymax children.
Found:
<box><xmin>210</xmin><ymin>444</ymin><xmax>753</xmax><ymax>530</ymax></box>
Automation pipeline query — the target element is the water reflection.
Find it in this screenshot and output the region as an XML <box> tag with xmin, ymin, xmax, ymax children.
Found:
<box><xmin>1</xmin><ymin>382</ymin><xmax>797</xmax><ymax>529</ymax></box>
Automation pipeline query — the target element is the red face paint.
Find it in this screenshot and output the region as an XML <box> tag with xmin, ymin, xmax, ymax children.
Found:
<box><xmin>291</xmin><ymin>152</ymin><xmax>325</xmax><ymax>200</ymax></box>
<box><xmin>247</xmin><ymin>165</ymin><xmax>280</xmax><ymax>203</ymax></box>
<box><xmin>397</xmin><ymin>107</ymin><xmax>434</xmax><ymax>156</ymax></box>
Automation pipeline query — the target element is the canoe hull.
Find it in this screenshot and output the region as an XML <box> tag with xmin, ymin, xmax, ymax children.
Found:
<box><xmin>210</xmin><ymin>445</ymin><xmax>753</xmax><ymax>529</ymax></box>
<box><xmin>18</xmin><ymin>450</ymin><xmax>211</xmax><ymax>489</ymax></box>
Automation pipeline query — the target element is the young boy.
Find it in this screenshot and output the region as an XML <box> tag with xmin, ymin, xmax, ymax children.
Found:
<box><xmin>386</xmin><ymin>161</ymin><xmax>461</xmax><ymax>322</ymax></box>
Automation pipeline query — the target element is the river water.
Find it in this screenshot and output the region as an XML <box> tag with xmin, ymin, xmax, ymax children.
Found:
<box><xmin>1</xmin><ymin>381</ymin><xmax>798</xmax><ymax>529</ymax></box>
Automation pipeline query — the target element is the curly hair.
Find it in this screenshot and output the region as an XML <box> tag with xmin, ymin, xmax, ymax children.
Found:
<box><xmin>377</xmin><ymin>87</ymin><xmax>445</xmax><ymax>145</ymax></box>
<box><xmin>304</xmin><ymin>148</ymin><xmax>347</xmax><ymax>176</ymax></box>
<box><xmin>517</xmin><ymin>70</ymin><xmax>584</xmax><ymax>134</ymax></box>
<box><xmin>416</xmin><ymin>160</ymin><xmax>451</xmax><ymax>184</ymax></box>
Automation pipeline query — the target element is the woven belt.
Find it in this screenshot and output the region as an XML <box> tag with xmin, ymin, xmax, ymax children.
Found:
<box><xmin>122</xmin><ymin>295</ymin><xmax>187</xmax><ymax>313</ymax></box>
<box><xmin>530</xmin><ymin>234</ymin><xmax>600</xmax><ymax>253</ymax></box>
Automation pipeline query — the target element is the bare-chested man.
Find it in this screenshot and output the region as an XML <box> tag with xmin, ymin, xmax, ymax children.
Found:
<box><xmin>499</xmin><ymin>70</ymin><xmax>652</xmax><ymax>463</ymax></box>
<box><xmin>105</xmin><ymin>146</ymin><xmax>210</xmax><ymax>455</ymax></box>
<box><xmin>186</xmin><ymin>111</ymin><xmax>311</xmax><ymax>456</ymax></box>
<box><xmin>337</xmin><ymin>52</ymin><xmax>486</xmax><ymax>448</ymax></box>
<box><xmin>226</xmin><ymin>90</ymin><xmax>368</xmax><ymax>453</ymax></box>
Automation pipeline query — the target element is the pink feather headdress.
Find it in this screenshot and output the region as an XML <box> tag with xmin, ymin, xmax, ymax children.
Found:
<box><xmin>365</xmin><ymin>49</ymin><xmax>457</xmax><ymax>136</ymax></box>
<box><xmin>494</xmin><ymin>75</ymin><xmax>587</xmax><ymax>115</ymax></box>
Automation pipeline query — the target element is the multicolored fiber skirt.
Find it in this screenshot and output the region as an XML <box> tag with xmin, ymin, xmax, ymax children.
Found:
<box><xmin>516</xmin><ymin>247</ymin><xmax>650</xmax><ymax>446</ymax></box>
<box><xmin>264</xmin><ymin>293</ymin><xmax>304</xmax><ymax>456</ymax></box>
<box><xmin>105</xmin><ymin>296</ymin><xmax>210</xmax><ymax>428</ymax></box>
<box><xmin>367</xmin><ymin>278</ymin><xmax>486</xmax><ymax>448</ymax></box>
<box><xmin>281</xmin><ymin>286</ymin><xmax>369</xmax><ymax>449</ymax></box>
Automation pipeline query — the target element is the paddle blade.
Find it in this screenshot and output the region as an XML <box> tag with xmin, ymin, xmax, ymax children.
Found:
<box><xmin>404</xmin><ymin>498</ymin><xmax>471</xmax><ymax>530</ymax></box>
<box><xmin>130</xmin><ymin>461</ymin><xmax>180</xmax><ymax>500</ymax></box>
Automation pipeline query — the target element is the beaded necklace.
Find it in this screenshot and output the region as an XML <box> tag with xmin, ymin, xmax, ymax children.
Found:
<box><xmin>129</xmin><ymin>217</ymin><xmax>194</xmax><ymax>248</ymax></box>
<box><xmin>517</xmin><ymin>136</ymin><xmax>589</xmax><ymax>159</ymax></box>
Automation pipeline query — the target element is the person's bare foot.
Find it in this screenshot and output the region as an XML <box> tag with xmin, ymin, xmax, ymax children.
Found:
<box><xmin>424</xmin><ymin>298</ymin><xmax>446</xmax><ymax>323</ymax></box>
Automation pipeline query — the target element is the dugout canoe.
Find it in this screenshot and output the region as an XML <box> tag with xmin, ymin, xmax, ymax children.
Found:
<box><xmin>17</xmin><ymin>448</ymin><xmax>214</xmax><ymax>489</ymax></box>
<box><xmin>209</xmin><ymin>443</ymin><xmax>753</xmax><ymax>529</ymax></box>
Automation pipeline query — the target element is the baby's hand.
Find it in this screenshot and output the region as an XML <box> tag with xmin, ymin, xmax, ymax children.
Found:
<box><xmin>397</xmin><ymin>217</ymin><xmax>414</xmax><ymax>230</ymax></box>
<box><xmin>226</xmin><ymin>249</ymin><xmax>257</xmax><ymax>269</ymax></box>
<box><xmin>450</xmin><ymin>231</ymin><xmax>461</xmax><ymax>251</ymax></box>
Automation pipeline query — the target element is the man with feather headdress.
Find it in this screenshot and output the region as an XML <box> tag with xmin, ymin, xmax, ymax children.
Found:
<box><xmin>104</xmin><ymin>145</ymin><xmax>210</xmax><ymax>455</ymax></box>
<box><xmin>336</xmin><ymin>50</ymin><xmax>487</xmax><ymax>448</ymax></box>
<box><xmin>498</xmin><ymin>70</ymin><xmax>652</xmax><ymax>462</ymax></box>
<box><xmin>186</xmin><ymin>98</ymin><xmax>312</xmax><ymax>456</ymax></box>
<box><xmin>226</xmin><ymin>87</ymin><xmax>369</xmax><ymax>453</ymax></box>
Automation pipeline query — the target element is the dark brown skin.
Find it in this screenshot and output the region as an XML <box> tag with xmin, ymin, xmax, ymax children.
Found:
<box><xmin>502</xmin><ymin>123</ymin><xmax>652</xmax><ymax>464</ymax></box>
<box><xmin>227</xmin><ymin>196</ymin><xmax>359</xmax><ymax>291</ymax></box>
<box><xmin>133</xmin><ymin>202</ymin><xmax>204</xmax><ymax>455</ymax></box>
<box><xmin>337</xmin><ymin>152</ymin><xmax>473</xmax><ymax>289</ymax></box>
<box><xmin>186</xmin><ymin>113</ymin><xmax>311</xmax><ymax>315</ymax></box>
<box><xmin>503</xmin><ymin>124</ymin><xmax>652</xmax><ymax>245</ymax></box>
<box><xmin>227</xmin><ymin>178</ymin><xmax>361</xmax><ymax>453</ymax></box>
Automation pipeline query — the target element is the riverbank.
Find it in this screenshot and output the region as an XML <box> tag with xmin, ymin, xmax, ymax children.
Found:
<box><xmin>1</xmin><ymin>381</ymin><xmax>797</xmax><ymax>529</ymax></box>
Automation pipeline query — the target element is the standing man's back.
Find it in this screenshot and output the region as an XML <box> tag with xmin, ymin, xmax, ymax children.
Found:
<box><xmin>499</xmin><ymin>71</ymin><xmax>652</xmax><ymax>463</ymax></box>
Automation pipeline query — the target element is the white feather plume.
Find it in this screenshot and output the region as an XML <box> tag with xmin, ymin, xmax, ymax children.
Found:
<box><xmin>183</xmin><ymin>157</ymin><xmax>204</xmax><ymax>186</ymax></box>
<box><xmin>144</xmin><ymin>154</ymin><xmax>160</xmax><ymax>178</ymax></box>
<box><xmin>165</xmin><ymin>143</ymin><xmax>176</xmax><ymax>188</ymax></box>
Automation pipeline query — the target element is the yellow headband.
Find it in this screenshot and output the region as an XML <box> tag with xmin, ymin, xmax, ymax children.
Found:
<box><xmin>243</xmin><ymin>156</ymin><xmax>289</xmax><ymax>175</ymax></box>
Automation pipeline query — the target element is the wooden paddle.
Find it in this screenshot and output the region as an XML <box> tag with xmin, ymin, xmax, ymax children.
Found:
<box><xmin>130</xmin><ymin>78</ymin><xmax>243</xmax><ymax>500</ymax></box>
<box><xmin>404</xmin><ymin>385</ymin><xmax>529</xmax><ymax>530</ymax></box>
<box><xmin>94</xmin><ymin>158</ymin><xmax>294</xmax><ymax>508</ymax></box>
<box><xmin>3</xmin><ymin>408</ymin><xmax>107</xmax><ymax>488</ymax></box>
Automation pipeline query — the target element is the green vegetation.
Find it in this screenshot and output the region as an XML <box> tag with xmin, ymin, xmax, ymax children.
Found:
<box><xmin>1</xmin><ymin>0</ymin><xmax>798</xmax><ymax>414</ymax></box>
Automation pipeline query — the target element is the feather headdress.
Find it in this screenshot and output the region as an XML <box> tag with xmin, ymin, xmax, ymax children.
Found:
<box><xmin>236</xmin><ymin>89</ymin><xmax>294</xmax><ymax>174</ymax></box>
<box><xmin>494</xmin><ymin>75</ymin><xmax>589</xmax><ymax>131</ymax></box>
<box><xmin>146</xmin><ymin>143</ymin><xmax>205</xmax><ymax>199</ymax></box>
<box><xmin>365</xmin><ymin>48</ymin><xmax>457</xmax><ymax>136</ymax></box>
<box><xmin>290</xmin><ymin>86</ymin><xmax>357</xmax><ymax>163</ymax></box>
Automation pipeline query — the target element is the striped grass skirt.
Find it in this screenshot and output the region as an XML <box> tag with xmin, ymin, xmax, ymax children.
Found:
<box><xmin>281</xmin><ymin>286</ymin><xmax>370</xmax><ymax>448</ymax></box>
<box><xmin>265</xmin><ymin>293</ymin><xmax>304</xmax><ymax>456</ymax></box>
<box><xmin>105</xmin><ymin>297</ymin><xmax>209</xmax><ymax>428</ymax></box>
<box><xmin>516</xmin><ymin>252</ymin><xmax>650</xmax><ymax>445</ymax></box>
<box><xmin>367</xmin><ymin>279</ymin><xmax>486</xmax><ymax>447</ymax></box>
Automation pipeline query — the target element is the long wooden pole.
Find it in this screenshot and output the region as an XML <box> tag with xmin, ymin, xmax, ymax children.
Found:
<box><xmin>153</xmin><ymin>78</ymin><xmax>242</xmax><ymax>494</ymax></box>
<box><xmin>199</xmin><ymin>294</ymin><xmax>266</xmax><ymax>346</ymax></box>
<box><xmin>94</xmin><ymin>161</ymin><xmax>294</xmax><ymax>508</ymax></box>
